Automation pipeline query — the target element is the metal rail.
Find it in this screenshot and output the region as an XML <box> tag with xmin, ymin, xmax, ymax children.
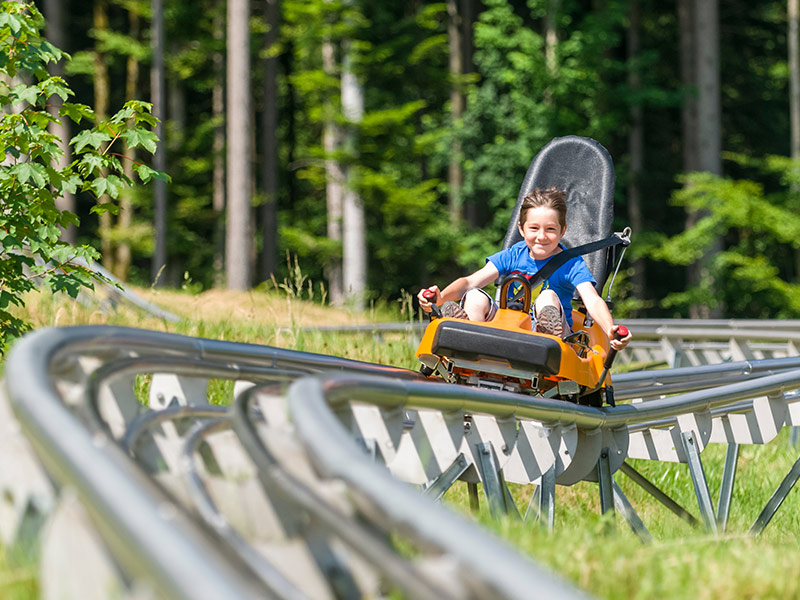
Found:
<box><xmin>4</xmin><ymin>322</ymin><xmax>800</xmax><ymax>598</ymax></box>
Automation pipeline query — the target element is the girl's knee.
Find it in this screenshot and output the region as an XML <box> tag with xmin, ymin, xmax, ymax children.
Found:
<box><xmin>534</xmin><ymin>289</ymin><xmax>561</xmax><ymax>312</ymax></box>
<box><xmin>463</xmin><ymin>288</ymin><xmax>491</xmax><ymax>321</ymax></box>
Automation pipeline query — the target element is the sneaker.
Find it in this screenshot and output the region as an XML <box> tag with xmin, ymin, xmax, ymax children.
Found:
<box><xmin>441</xmin><ymin>301</ymin><xmax>469</xmax><ymax>320</ymax></box>
<box><xmin>535</xmin><ymin>305</ymin><xmax>563</xmax><ymax>337</ymax></box>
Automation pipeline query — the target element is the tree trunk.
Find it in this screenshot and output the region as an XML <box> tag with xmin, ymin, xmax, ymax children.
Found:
<box><xmin>151</xmin><ymin>0</ymin><xmax>168</xmax><ymax>285</ymax></box>
<box><xmin>115</xmin><ymin>6</ymin><xmax>141</xmax><ymax>281</ymax></box>
<box><xmin>261</xmin><ymin>0</ymin><xmax>279</xmax><ymax>281</ymax></box>
<box><xmin>627</xmin><ymin>0</ymin><xmax>645</xmax><ymax>311</ymax></box>
<box><xmin>789</xmin><ymin>0</ymin><xmax>800</xmax><ymax>280</ymax></box>
<box><xmin>447</xmin><ymin>0</ymin><xmax>462</xmax><ymax>223</ymax></box>
<box><xmin>212</xmin><ymin>8</ymin><xmax>225</xmax><ymax>287</ymax></box>
<box><xmin>322</xmin><ymin>35</ymin><xmax>344</xmax><ymax>305</ymax></box>
<box><xmin>690</xmin><ymin>0</ymin><xmax>722</xmax><ymax>318</ymax></box>
<box><xmin>461</xmin><ymin>0</ymin><xmax>479</xmax><ymax>226</ymax></box>
<box><xmin>341</xmin><ymin>39</ymin><xmax>366</xmax><ymax>309</ymax></box>
<box><xmin>226</xmin><ymin>0</ymin><xmax>253</xmax><ymax>290</ymax></box>
<box><xmin>695</xmin><ymin>1</ymin><xmax>721</xmax><ymax>176</ymax></box>
<box><xmin>44</xmin><ymin>0</ymin><xmax>76</xmax><ymax>244</ymax></box>
<box><xmin>94</xmin><ymin>0</ymin><xmax>113</xmax><ymax>270</ymax></box>
<box><xmin>544</xmin><ymin>0</ymin><xmax>561</xmax><ymax>100</ymax></box>
<box><xmin>678</xmin><ymin>0</ymin><xmax>698</xmax><ymax>174</ymax></box>
<box><xmin>461</xmin><ymin>0</ymin><xmax>474</xmax><ymax>72</ymax></box>
<box><xmin>790</xmin><ymin>0</ymin><xmax>800</xmax><ymax>170</ymax></box>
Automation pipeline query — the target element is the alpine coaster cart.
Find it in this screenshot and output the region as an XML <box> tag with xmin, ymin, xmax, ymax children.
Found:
<box><xmin>416</xmin><ymin>136</ymin><xmax>631</xmax><ymax>406</ymax></box>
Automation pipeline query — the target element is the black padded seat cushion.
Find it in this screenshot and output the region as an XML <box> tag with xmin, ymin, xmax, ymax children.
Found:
<box><xmin>432</xmin><ymin>321</ymin><xmax>562</xmax><ymax>375</ymax></box>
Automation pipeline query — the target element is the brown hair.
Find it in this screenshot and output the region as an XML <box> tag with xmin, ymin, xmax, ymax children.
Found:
<box><xmin>518</xmin><ymin>187</ymin><xmax>567</xmax><ymax>229</ymax></box>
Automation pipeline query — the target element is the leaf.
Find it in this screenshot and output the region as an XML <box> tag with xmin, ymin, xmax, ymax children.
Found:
<box><xmin>28</xmin><ymin>163</ymin><xmax>48</xmax><ymax>188</ymax></box>
<box><xmin>62</xmin><ymin>173</ymin><xmax>82</xmax><ymax>194</ymax></box>
<box><xmin>90</xmin><ymin>203</ymin><xmax>120</xmax><ymax>216</ymax></box>
<box><xmin>60</xmin><ymin>103</ymin><xmax>95</xmax><ymax>124</ymax></box>
<box><xmin>71</xmin><ymin>129</ymin><xmax>111</xmax><ymax>153</ymax></box>
<box><xmin>12</xmin><ymin>83</ymin><xmax>40</xmax><ymax>106</ymax></box>
<box><xmin>133</xmin><ymin>162</ymin><xmax>170</xmax><ymax>184</ymax></box>
<box><xmin>77</xmin><ymin>154</ymin><xmax>106</xmax><ymax>176</ymax></box>
<box><xmin>119</xmin><ymin>128</ymin><xmax>158</xmax><ymax>154</ymax></box>
<box><xmin>48</xmin><ymin>273</ymin><xmax>84</xmax><ymax>298</ymax></box>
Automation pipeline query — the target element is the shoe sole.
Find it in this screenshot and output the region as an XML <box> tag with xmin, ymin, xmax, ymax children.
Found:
<box><xmin>441</xmin><ymin>301</ymin><xmax>469</xmax><ymax>320</ymax></box>
<box><xmin>536</xmin><ymin>305</ymin><xmax>563</xmax><ymax>337</ymax></box>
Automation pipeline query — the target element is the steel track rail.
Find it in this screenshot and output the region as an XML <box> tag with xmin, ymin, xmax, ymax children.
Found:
<box><xmin>6</xmin><ymin>324</ymin><xmax>800</xmax><ymax>598</ymax></box>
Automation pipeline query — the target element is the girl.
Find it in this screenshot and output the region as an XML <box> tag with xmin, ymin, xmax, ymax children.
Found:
<box><xmin>417</xmin><ymin>187</ymin><xmax>631</xmax><ymax>351</ymax></box>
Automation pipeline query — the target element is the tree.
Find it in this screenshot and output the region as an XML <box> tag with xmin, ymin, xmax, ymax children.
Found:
<box><xmin>340</xmin><ymin>31</ymin><xmax>365</xmax><ymax>308</ymax></box>
<box><xmin>689</xmin><ymin>0</ymin><xmax>722</xmax><ymax>318</ymax></box>
<box><xmin>43</xmin><ymin>0</ymin><xmax>75</xmax><ymax>244</ymax></box>
<box><xmin>212</xmin><ymin>5</ymin><xmax>225</xmax><ymax>286</ymax></box>
<box><xmin>226</xmin><ymin>0</ymin><xmax>253</xmax><ymax>290</ymax></box>
<box><xmin>791</xmin><ymin>0</ymin><xmax>800</xmax><ymax>175</ymax></box>
<box><xmin>93</xmin><ymin>0</ymin><xmax>112</xmax><ymax>267</ymax></box>
<box><xmin>322</xmin><ymin>15</ymin><xmax>344</xmax><ymax>304</ymax></box>
<box><xmin>151</xmin><ymin>0</ymin><xmax>167</xmax><ymax>283</ymax></box>
<box><xmin>627</xmin><ymin>0</ymin><xmax>645</xmax><ymax>309</ymax></box>
<box><xmin>447</xmin><ymin>0</ymin><xmax>463</xmax><ymax>223</ymax></box>
<box><xmin>261</xmin><ymin>0</ymin><xmax>280</xmax><ymax>281</ymax></box>
<box><xmin>0</xmin><ymin>1</ymin><xmax>167</xmax><ymax>349</ymax></box>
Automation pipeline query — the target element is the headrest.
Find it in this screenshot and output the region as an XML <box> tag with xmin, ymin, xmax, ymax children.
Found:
<box><xmin>501</xmin><ymin>136</ymin><xmax>616</xmax><ymax>289</ymax></box>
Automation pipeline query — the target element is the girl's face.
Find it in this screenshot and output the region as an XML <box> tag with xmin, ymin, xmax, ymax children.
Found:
<box><xmin>518</xmin><ymin>207</ymin><xmax>566</xmax><ymax>260</ymax></box>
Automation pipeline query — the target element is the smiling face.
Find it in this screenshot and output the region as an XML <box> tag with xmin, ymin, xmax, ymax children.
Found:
<box><xmin>517</xmin><ymin>206</ymin><xmax>566</xmax><ymax>260</ymax></box>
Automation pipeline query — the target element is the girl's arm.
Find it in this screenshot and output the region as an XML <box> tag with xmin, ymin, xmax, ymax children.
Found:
<box><xmin>418</xmin><ymin>262</ymin><xmax>500</xmax><ymax>312</ymax></box>
<box><xmin>576</xmin><ymin>281</ymin><xmax>632</xmax><ymax>350</ymax></box>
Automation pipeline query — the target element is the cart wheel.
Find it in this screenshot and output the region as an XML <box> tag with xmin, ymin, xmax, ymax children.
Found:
<box><xmin>578</xmin><ymin>389</ymin><xmax>604</xmax><ymax>407</ymax></box>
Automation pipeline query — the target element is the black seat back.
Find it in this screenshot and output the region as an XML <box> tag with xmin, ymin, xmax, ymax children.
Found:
<box><xmin>501</xmin><ymin>136</ymin><xmax>616</xmax><ymax>291</ymax></box>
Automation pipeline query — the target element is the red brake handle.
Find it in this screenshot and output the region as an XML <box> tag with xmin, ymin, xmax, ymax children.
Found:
<box><xmin>422</xmin><ymin>289</ymin><xmax>436</xmax><ymax>300</ymax></box>
<box><xmin>604</xmin><ymin>325</ymin><xmax>629</xmax><ymax>370</ymax></box>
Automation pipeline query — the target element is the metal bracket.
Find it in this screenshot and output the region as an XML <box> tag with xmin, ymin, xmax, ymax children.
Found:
<box><xmin>422</xmin><ymin>453</ymin><xmax>470</xmax><ymax>502</ymax></box>
<box><xmin>543</xmin><ymin>380</ymin><xmax>580</xmax><ymax>399</ymax></box>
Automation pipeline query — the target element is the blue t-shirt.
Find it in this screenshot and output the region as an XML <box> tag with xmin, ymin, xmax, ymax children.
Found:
<box><xmin>487</xmin><ymin>241</ymin><xmax>595</xmax><ymax>328</ymax></box>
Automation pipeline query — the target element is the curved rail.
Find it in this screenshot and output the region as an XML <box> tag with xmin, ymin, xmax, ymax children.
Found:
<box><xmin>4</xmin><ymin>323</ymin><xmax>800</xmax><ymax>598</ymax></box>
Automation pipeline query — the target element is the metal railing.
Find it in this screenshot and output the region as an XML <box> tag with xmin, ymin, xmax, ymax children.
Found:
<box><xmin>4</xmin><ymin>321</ymin><xmax>800</xmax><ymax>598</ymax></box>
<box><xmin>3</xmin><ymin>326</ymin><xmax>585</xmax><ymax>600</ymax></box>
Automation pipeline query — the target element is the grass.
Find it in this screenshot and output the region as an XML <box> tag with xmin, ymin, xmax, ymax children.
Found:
<box><xmin>8</xmin><ymin>286</ymin><xmax>800</xmax><ymax>599</ymax></box>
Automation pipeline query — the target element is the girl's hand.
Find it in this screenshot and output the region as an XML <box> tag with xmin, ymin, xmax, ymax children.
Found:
<box><xmin>610</xmin><ymin>324</ymin><xmax>632</xmax><ymax>351</ymax></box>
<box><xmin>418</xmin><ymin>286</ymin><xmax>440</xmax><ymax>312</ymax></box>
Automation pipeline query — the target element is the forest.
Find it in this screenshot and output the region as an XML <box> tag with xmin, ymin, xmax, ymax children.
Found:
<box><xmin>20</xmin><ymin>0</ymin><xmax>800</xmax><ymax>320</ymax></box>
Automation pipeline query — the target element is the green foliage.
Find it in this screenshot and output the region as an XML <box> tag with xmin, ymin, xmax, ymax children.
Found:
<box><xmin>451</xmin><ymin>0</ymin><xmax>642</xmax><ymax>259</ymax></box>
<box><xmin>645</xmin><ymin>167</ymin><xmax>800</xmax><ymax>317</ymax></box>
<box><xmin>0</xmin><ymin>2</ymin><xmax>165</xmax><ymax>350</ymax></box>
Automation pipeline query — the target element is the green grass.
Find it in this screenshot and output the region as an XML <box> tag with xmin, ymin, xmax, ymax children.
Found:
<box><xmin>441</xmin><ymin>435</ymin><xmax>800</xmax><ymax>599</ymax></box>
<box><xmin>9</xmin><ymin>288</ymin><xmax>800</xmax><ymax>598</ymax></box>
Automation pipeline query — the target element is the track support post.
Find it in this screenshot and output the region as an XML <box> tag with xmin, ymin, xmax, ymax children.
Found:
<box><xmin>597</xmin><ymin>448</ymin><xmax>614</xmax><ymax>517</ymax></box>
<box><xmin>612</xmin><ymin>479</ymin><xmax>652</xmax><ymax>544</ymax></box>
<box><xmin>749</xmin><ymin>452</ymin><xmax>800</xmax><ymax>536</ymax></box>
<box><xmin>524</xmin><ymin>466</ymin><xmax>555</xmax><ymax>531</ymax></box>
<box><xmin>716</xmin><ymin>443</ymin><xmax>739</xmax><ymax>532</ymax></box>
<box><xmin>474</xmin><ymin>442</ymin><xmax>519</xmax><ymax>519</ymax></box>
<box><xmin>619</xmin><ymin>462</ymin><xmax>699</xmax><ymax>527</ymax></box>
<box><xmin>680</xmin><ymin>431</ymin><xmax>717</xmax><ymax>534</ymax></box>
